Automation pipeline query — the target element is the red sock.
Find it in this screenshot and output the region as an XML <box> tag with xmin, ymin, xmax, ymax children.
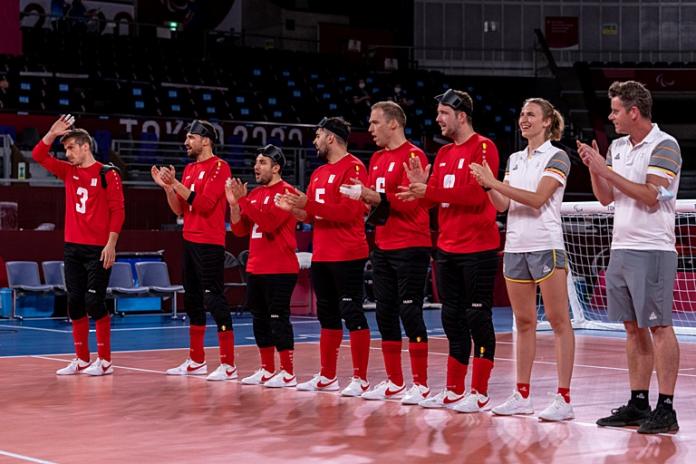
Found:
<box><xmin>349</xmin><ymin>329</ymin><xmax>371</xmax><ymax>381</ymax></box>
<box><xmin>279</xmin><ymin>349</ymin><xmax>294</xmax><ymax>375</ymax></box>
<box><xmin>558</xmin><ymin>387</ymin><xmax>571</xmax><ymax>403</ymax></box>
<box><xmin>260</xmin><ymin>346</ymin><xmax>276</xmax><ymax>372</ymax></box>
<box><xmin>446</xmin><ymin>356</ymin><xmax>467</xmax><ymax>395</ymax></box>
<box><xmin>217</xmin><ymin>330</ymin><xmax>234</xmax><ymax>366</ymax></box>
<box><xmin>382</xmin><ymin>340</ymin><xmax>403</xmax><ymax>386</ymax></box>
<box><xmin>189</xmin><ymin>324</ymin><xmax>206</xmax><ymax>364</ymax></box>
<box><xmin>319</xmin><ymin>328</ymin><xmax>343</xmax><ymax>379</ymax></box>
<box><xmin>471</xmin><ymin>357</ymin><xmax>494</xmax><ymax>396</ymax></box>
<box><xmin>517</xmin><ymin>383</ymin><xmax>531</xmax><ymax>399</ymax></box>
<box><xmin>72</xmin><ymin>316</ymin><xmax>90</xmax><ymax>362</ymax></box>
<box><xmin>95</xmin><ymin>316</ymin><xmax>111</xmax><ymax>362</ymax></box>
<box><xmin>409</xmin><ymin>341</ymin><xmax>428</xmax><ymax>387</ymax></box>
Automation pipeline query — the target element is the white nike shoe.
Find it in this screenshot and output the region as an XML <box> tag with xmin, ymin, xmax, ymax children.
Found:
<box><xmin>538</xmin><ymin>393</ymin><xmax>575</xmax><ymax>421</ymax></box>
<box><xmin>419</xmin><ymin>389</ymin><xmax>466</xmax><ymax>409</ymax></box>
<box><xmin>241</xmin><ymin>368</ymin><xmax>276</xmax><ymax>385</ymax></box>
<box><xmin>263</xmin><ymin>370</ymin><xmax>297</xmax><ymax>388</ymax></box>
<box><xmin>361</xmin><ymin>380</ymin><xmax>406</xmax><ymax>401</ymax></box>
<box><xmin>296</xmin><ymin>374</ymin><xmax>340</xmax><ymax>392</ymax></box>
<box><xmin>206</xmin><ymin>363</ymin><xmax>238</xmax><ymax>381</ymax></box>
<box><xmin>166</xmin><ymin>358</ymin><xmax>207</xmax><ymax>376</ymax></box>
<box><xmin>56</xmin><ymin>358</ymin><xmax>91</xmax><ymax>375</ymax></box>
<box><xmin>341</xmin><ymin>376</ymin><xmax>370</xmax><ymax>397</ymax></box>
<box><xmin>451</xmin><ymin>391</ymin><xmax>491</xmax><ymax>413</ymax></box>
<box><xmin>401</xmin><ymin>384</ymin><xmax>430</xmax><ymax>405</ymax></box>
<box><xmin>491</xmin><ymin>391</ymin><xmax>534</xmax><ymax>416</ymax></box>
<box><xmin>83</xmin><ymin>358</ymin><xmax>113</xmax><ymax>376</ymax></box>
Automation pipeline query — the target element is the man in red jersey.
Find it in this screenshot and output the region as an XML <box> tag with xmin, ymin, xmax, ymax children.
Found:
<box><xmin>226</xmin><ymin>144</ymin><xmax>299</xmax><ymax>388</ymax></box>
<box><xmin>276</xmin><ymin>117</ymin><xmax>372</xmax><ymax>396</ymax></box>
<box><xmin>398</xmin><ymin>89</ymin><xmax>500</xmax><ymax>411</ymax></box>
<box><xmin>340</xmin><ymin>101</ymin><xmax>431</xmax><ymax>404</ymax></box>
<box><xmin>151</xmin><ymin>119</ymin><xmax>237</xmax><ymax>381</ymax></box>
<box><xmin>32</xmin><ymin>114</ymin><xmax>124</xmax><ymax>376</ymax></box>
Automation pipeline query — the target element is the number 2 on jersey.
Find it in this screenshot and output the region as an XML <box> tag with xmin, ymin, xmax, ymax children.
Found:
<box><xmin>75</xmin><ymin>187</ymin><xmax>88</xmax><ymax>214</ymax></box>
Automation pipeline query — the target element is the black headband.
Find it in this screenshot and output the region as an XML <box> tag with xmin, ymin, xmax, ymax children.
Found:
<box><xmin>258</xmin><ymin>144</ymin><xmax>286</xmax><ymax>168</ymax></box>
<box><xmin>317</xmin><ymin>117</ymin><xmax>350</xmax><ymax>142</ymax></box>
<box><xmin>434</xmin><ymin>89</ymin><xmax>473</xmax><ymax>115</ymax></box>
<box><xmin>186</xmin><ymin>120</ymin><xmax>217</xmax><ymax>143</ymax></box>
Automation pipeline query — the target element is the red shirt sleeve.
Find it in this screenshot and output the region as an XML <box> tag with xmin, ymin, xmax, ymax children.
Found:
<box><xmin>105</xmin><ymin>170</ymin><xmax>125</xmax><ymax>234</ymax></box>
<box><xmin>238</xmin><ymin>196</ymin><xmax>294</xmax><ymax>234</ymax></box>
<box><xmin>230</xmin><ymin>214</ymin><xmax>252</xmax><ymax>236</ymax></box>
<box><xmin>32</xmin><ymin>140</ymin><xmax>70</xmax><ymax>180</ymax></box>
<box><xmin>191</xmin><ymin>160</ymin><xmax>230</xmax><ymax>215</ymax></box>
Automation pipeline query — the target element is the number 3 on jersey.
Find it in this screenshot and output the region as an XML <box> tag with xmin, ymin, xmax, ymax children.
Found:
<box><xmin>75</xmin><ymin>187</ymin><xmax>88</xmax><ymax>214</ymax></box>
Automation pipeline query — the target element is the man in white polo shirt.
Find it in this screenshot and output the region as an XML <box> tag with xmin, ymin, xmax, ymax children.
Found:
<box><xmin>577</xmin><ymin>80</ymin><xmax>681</xmax><ymax>434</ymax></box>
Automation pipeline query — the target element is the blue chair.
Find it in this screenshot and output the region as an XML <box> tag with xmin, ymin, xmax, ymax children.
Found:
<box><xmin>107</xmin><ymin>262</ymin><xmax>149</xmax><ymax>314</ymax></box>
<box><xmin>41</xmin><ymin>261</ymin><xmax>66</xmax><ymax>292</ymax></box>
<box><xmin>135</xmin><ymin>262</ymin><xmax>184</xmax><ymax>319</ymax></box>
<box><xmin>5</xmin><ymin>261</ymin><xmax>54</xmax><ymax>319</ymax></box>
<box><xmin>224</xmin><ymin>251</ymin><xmax>247</xmax><ymax>314</ymax></box>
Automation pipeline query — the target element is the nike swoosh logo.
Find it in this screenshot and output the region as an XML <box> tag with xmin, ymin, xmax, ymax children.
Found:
<box><xmin>478</xmin><ymin>399</ymin><xmax>489</xmax><ymax>408</ymax></box>
<box><xmin>316</xmin><ymin>378</ymin><xmax>337</xmax><ymax>389</ymax></box>
<box><xmin>102</xmin><ymin>364</ymin><xmax>111</xmax><ymax>372</ymax></box>
<box><xmin>77</xmin><ymin>363</ymin><xmax>90</xmax><ymax>371</ymax></box>
<box><xmin>261</xmin><ymin>374</ymin><xmax>275</xmax><ymax>382</ymax></box>
<box><xmin>187</xmin><ymin>363</ymin><xmax>205</xmax><ymax>372</ymax></box>
<box><xmin>283</xmin><ymin>376</ymin><xmax>296</xmax><ymax>383</ymax></box>
<box><xmin>226</xmin><ymin>369</ymin><xmax>236</xmax><ymax>376</ymax></box>
<box><xmin>385</xmin><ymin>386</ymin><xmax>405</xmax><ymax>396</ymax></box>
<box><xmin>443</xmin><ymin>395</ymin><xmax>464</xmax><ymax>404</ymax></box>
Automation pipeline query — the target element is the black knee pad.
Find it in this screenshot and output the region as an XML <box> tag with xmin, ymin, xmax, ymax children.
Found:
<box><xmin>376</xmin><ymin>304</ymin><xmax>401</xmax><ymax>341</ymax></box>
<box><xmin>340</xmin><ymin>297</ymin><xmax>368</xmax><ymax>331</ymax></box>
<box><xmin>441</xmin><ymin>304</ymin><xmax>470</xmax><ymax>364</ymax></box>
<box><xmin>466</xmin><ymin>307</ymin><xmax>496</xmax><ymax>361</ymax></box>
<box><xmin>85</xmin><ymin>289</ymin><xmax>108</xmax><ymax>320</ymax></box>
<box><xmin>67</xmin><ymin>292</ymin><xmax>86</xmax><ymax>320</ymax></box>
<box><xmin>401</xmin><ymin>301</ymin><xmax>428</xmax><ymax>342</ymax></box>
<box><xmin>187</xmin><ymin>309</ymin><xmax>206</xmax><ymax>326</ymax></box>
<box><xmin>317</xmin><ymin>303</ymin><xmax>342</xmax><ymax>330</ymax></box>
<box><xmin>270</xmin><ymin>315</ymin><xmax>294</xmax><ymax>352</ymax></box>
<box><xmin>204</xmin><ymin>292</ymin><xmax>232</xmax><ymax>331</ymax></box>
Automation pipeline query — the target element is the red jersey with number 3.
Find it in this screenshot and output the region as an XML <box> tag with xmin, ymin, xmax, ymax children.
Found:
<box><xmin>305</xmin><ymin>154</ymin><xmax>369</xmax><ymax>262</ymax></box>
<box><xmin>32</xmin><ymin>141</ymin><xmax>125</xmax><ymax>246</ymax></box>
<box><xmin>177</xmin><ymin>156</ymin><xmax>231</xmax><ymax>247</ymax></box>
<box><xmin>232</xmin><ymin>180</ymin><xmax>299</xmax><ymax>275</ymax></box>
<box><xmin>368</xmin><ymin>141</ymin><xmax>431</xmax><ymax>250</ymax></box>
<box><xmin>425</xmin><ymin>134</ymin><xmax>500</xmax><ymax>254</ymax></box>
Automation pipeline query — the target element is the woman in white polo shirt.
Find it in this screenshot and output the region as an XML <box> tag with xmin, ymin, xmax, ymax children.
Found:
<box><xmin>469</xmin><ymin>98</ymin><xmax>574</xmax><ymax>421</ymax></box>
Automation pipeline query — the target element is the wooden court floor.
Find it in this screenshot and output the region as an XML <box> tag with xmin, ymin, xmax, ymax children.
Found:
<box><xmin>1</xmin><ymin>332</ymin><xmax>694</xmax><ymax>463</ymax></box>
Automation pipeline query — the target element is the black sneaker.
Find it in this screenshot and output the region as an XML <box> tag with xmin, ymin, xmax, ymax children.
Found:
<box><xmin>637</xmin><ymin>407</ymin><xmax>679</xmax><ymax>434</ymax></box>
<box><xmin>596</xmin><ymin>403</ymin><xmax>651</xmax><ymax>427</ymax></box>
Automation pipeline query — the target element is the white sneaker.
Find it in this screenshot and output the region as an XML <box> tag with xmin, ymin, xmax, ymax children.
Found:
<box><xmin>296</xmin><ymin>374</ymin><xmax>340</xmax><ymax>392</ymax></box>
<box><xmin>341</xmin><ymin>376</ymin><xmax>370</xmax><ymax>397</ymax></box>
<box><xmin>83</xmin><ymin>358</ymin><xmax>113</xmax><ymax>376</ymax></box>
<box><xmin>492</xmin><ymin>391</ymin><xmax>534</xmax><ymax>416</ymax></box>
<box><xmin>401</xmin><ymin>384</ymin><xmax>430</xmax><ymax>405</ymax></box>
<box><xmin>206</xmin><ymin>363</ymin><xmax>238</xmax><ymax>381</ymax></box>
<box><xmin>451</xmin><ymin>391</ymin><xmax>491</xmax><ymax>413</ymax></box>
<box><xmin>361</xmin><ymin>380</ymin><xmax>406</xmax><ymax>401</ymax></box>
<box><xmin>56</xmin><ymin>358</ymin><xmax>91</xmax><ymax>375</ymax></box>
<box><xmin>419</xmin><ymin>389</ymin><xmax>466</xmax><ymax>409</ymax></box>
<box><xmin>263</xmin><ymin>370</ymin><xmax>297</xmax><ymax>388</ymax></box>
<box><xmin>166</xmin><ymin>358</ymin><xmax>207</xmax><ymax>376</ymax></box>
<box><xmin>538</xmin><ymin>393</ymin><xmax>575</xmax><ymax>421</ymax></box>
<box><xmin>241</xmin><ymin>368</ymin><xmax>276</xmax><ymax>385</ymax></box>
